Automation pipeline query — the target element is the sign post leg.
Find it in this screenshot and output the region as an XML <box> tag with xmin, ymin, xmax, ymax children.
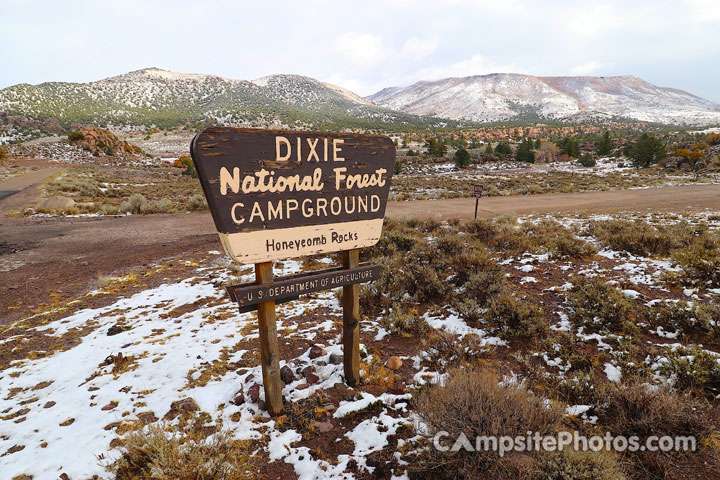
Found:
<box><xmin>255</xmin><ymin>262</ymin><xmax>283</xmax><ymax>416</ymax></box>
<box><xmin>474</xmin><ymin>198</ymin><xmax>479</xmax><ymax>220</ymax></box>
<box><xmin>342</xmin><ymin>249</ymin><xmax>361</xmax><ymax>386</ymax></box>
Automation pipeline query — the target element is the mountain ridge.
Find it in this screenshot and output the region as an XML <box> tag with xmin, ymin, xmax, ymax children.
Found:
<box><xmin>0</xmin><ymin>68</ymin><xmax>462</xmax><ymax>138</ymax></box>
<box><xmin>367</xmin><ymin>73</ymin><xmax>720</xmax><ymax>125</ymax></box>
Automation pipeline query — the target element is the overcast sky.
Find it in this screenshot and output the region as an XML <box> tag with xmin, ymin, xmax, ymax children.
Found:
<box><xmin>1</xmin><ymin>0</ymin><xmax>719</xmax><ymax>101</ymax></box>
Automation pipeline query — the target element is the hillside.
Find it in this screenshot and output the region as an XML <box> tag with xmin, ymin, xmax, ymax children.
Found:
<box><xmin>368</xmin><ymin>73</ymin><xmax>720</xmax><ymax>125</ymax></box>
<box><xmin>0</xmin><ymin>68</ymin><xmax>462</xmax><ymax>135</ymax></box>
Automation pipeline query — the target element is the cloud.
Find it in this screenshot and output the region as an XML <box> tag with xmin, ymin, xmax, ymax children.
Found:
<box><xmin>571</xmin><ymin>61</ymin><xmax>608</xmax><ymax>75</ymax></box>
<box><xmin>332</xmin><ymin>32</ymin><xmax>388</xmax><ymax>69</ymax></box>
<box><xmin>685</xmin><ymin>0</ymin><xmax>720</xmax><ymax>22</ymax></box>
<box><xmin>400</xmin><ymin>37</ymin><xmax>439</xmax><ymax>61</ymax></box>
<box><xmin>412</xmin><ymin>53</ymin><xmax>521</xmax><ymax>81</ymax></box>
<box><xmin>563</xmin><ymin>5</ymin><xmax>623</xmax><ymax>40</ymax></box>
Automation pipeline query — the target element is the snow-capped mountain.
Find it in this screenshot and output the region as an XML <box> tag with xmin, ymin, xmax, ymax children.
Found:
<box><xmin>367</xmin><ymin>73</ymin><xmax>720</xmax><ymax>125</ymax></box>
<box><xmin>0</xmin><ymin>68</ymin><xmax>458</xmax><ymax>133</ymax></box>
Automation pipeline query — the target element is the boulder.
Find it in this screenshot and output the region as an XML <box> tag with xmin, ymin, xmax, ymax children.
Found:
<box><xmin>309</xmin><ymin>345</ymin><xmax>326</xmax><ymax>359</ymax></box>
<box><xmin>280</xmin><ymin>365</ymin><xmax>295</xmax><ymax>384</ymax></box>
<box><xmin>386</xmin><ymin>356</ymin><xmax>403</xmax><ymax>370</ymax></box>
<box><xmin>36</xmin><ymin>196</ymin><xmax>76</xmax><ymax>212</ymax></box>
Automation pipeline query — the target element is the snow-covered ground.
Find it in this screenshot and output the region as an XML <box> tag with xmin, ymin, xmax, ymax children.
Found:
<box><xmin>2</xmin><ymin>210</ymin><xmax>719</xmax><ymax>478</ymax></box>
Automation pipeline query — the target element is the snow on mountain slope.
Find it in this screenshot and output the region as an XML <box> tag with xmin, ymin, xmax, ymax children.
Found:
<box><xmin>368</xmin><ymin>73</ymin><xmax>720</xmax><ymax>125</ymax></box>
<box><xmin>0</xmin><ymin>68</ymin><xmax>458</xmax><ymax>133</ymax></box>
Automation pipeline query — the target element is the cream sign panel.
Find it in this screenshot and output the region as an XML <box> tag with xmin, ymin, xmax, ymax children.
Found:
<box><xmin>190</xmin><ymin>127</ymin><xmax>395</xmax><ymax>263</ymax></box>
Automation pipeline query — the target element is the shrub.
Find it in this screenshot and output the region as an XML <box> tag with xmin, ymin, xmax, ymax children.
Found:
<box><xmin>186</xmin><ymin>194</ymin><xmax>208</xmax><ymax>211</ymax></box>
<box><xmin>149</xmin><ymin>197</ymin><xmax>173</xmax><ymax>213</ymax></box>
<box><xmin>107</xmin><ymin>420</ymin><xmax>255</xmax><ymax>479</ymax></box>
<box><xmin>424</xmin><ymin>331</ymin><xmax>486</xmax><ymax>366</ymax></box>
<box><xmin>596</xmin><ymin>383</ymin><xmax>719</xmax><ymax>479</ymax></box>
<box><xmin>656</xmin><ymin>345</ymin><xmax>720</xmax><ymax>395</ymax></box>
<box><xmin>486</xmin><ymin>295</ymin><xmax>549</xmax><ymax>341</ymax></box>
<box><xmin>382</xmin><ymin>305</ymin><xmax>431</xmax><ymax>337</ymax></box>
<box><xmin>67</xmin><ymin>131</ymin><xmax>85</xmax><ymax>142</ymax></box>
<box><xmin>47</xmin><ymin>174</ymin><xmax>102</xmax><ymax>197</ymax></box>
<box><xmin>586</xmin><ymin>219</ymin><xmax>701</xmax><ymax>257</ymax></box>
<box><xmin>668</xmin><ymin>244</ymin><xmax>720</xmax><ymax>289</ymax></box>
<box><xmin>120</xmin><ymin>193</ymin><xmax>149</xmax><ymax>214</ymax></box>
<box><xmin>566</xmin><ymin>277</ymin><xmax>637</xmax><ymax>334</ymax></box>
<box><xmin>461</xmin><ymin>270</ymin><xmax>507</xmax><ymax>309</ymax></box>
<box><xmin>534</xmin><ymin>449</ymin><xmax>627</xmax><ymax>480</ymax></box>
<box><xmin>578</xmin><ymin>154</ymin><xmax>596</xmax><ymax>167</ymax></box>
<box><xmin>178</xmin><ymin>156</ymin><xmax>198</xmax><ymax>178</ymax></box>
<box><xmin>413</xmin><ymin>367</ymin><xmax>562</xmax><ymax>479</ymax></box>
<box><xmin>0</xmin><ymin>146</ymin><xmax>6</xmax><ymax>161</ymax></box>
<box><xmin>646</xmin><ymin>301</ymin><xmax>720</xmax><ymax>342</ymax></box>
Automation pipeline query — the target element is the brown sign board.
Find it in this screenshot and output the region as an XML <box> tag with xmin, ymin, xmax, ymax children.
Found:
<box><xmin>227</xmin><ymin>263</ymin><xmax>381</xmax><ymax>312</ymax></box>
<box><xmin>473</xmin><ymin>184</ymin><xmax>485</xmax><ymax>198</ymax></box>
<box><xmin>191</xmin><ymin>127</ymin><xmax>395</xmax><ymax>264</ymax></box>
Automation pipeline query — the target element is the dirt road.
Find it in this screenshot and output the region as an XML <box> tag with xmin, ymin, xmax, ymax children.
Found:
<box><xmin>0</xmin><ymin>167</ymin><xmax>62</xmax><ymax>203</ymax></box>
<box><xmin>2</xmin><ymin>182</ymin><xmax>719</xmax><ymax>324</ymax></box>
<box><xmin>386</xmin><ymin>184</ymin><xmax>720</xmax><ymax>219</ymax></box>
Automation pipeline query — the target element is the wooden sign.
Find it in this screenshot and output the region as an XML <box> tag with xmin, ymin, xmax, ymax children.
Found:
<box><xmin>190</xmin><ymin>127</ymin><xmax>395</xmax><ymax>264</ymax></box>
<box><xmin>473</xmin><ymin>184</ymin><xmax>484</xmax><ymax>198</ymax></box>
<box><xmin>228</xmin><ymin>263</ymin><xmax>381</xmax><ymax>310</ymax></box>
<box><xmin>190</xmin><ymin>127</ymin><xmax>394</xmax><ymax>417</ymax></box>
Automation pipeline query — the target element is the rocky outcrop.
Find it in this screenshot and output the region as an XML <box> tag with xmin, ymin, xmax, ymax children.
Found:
<box><xmin>69</xmin><ymin>126</ymin><xmax>142</xmax><ymax>156</ymax></box>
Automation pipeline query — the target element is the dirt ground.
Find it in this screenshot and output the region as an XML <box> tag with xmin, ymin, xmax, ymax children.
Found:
<box><xmin>1</xmin><ymin>167</ymin><xmax>719</xmax><ymax>326</ymax></box>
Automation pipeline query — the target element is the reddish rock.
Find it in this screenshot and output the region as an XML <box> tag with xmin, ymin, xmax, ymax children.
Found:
<box><xmin>173</xmin><ymin>398</ymin><xmax>199</xmax><ymax>412</ymax></box>
<box><xmin>109</xmin><ymin>438</ymin><xmax>124</xmax><ymax>449</ymax></box>
<box><xmin>306</xmin><ymin>372</ymin><xmax>320</xmax><ymax>384</ymax></box>
<box><xmin>232</xmin><ymin>392</ymin><xmax>245</xmax><ymax>406</ymax></box>
<box><xmin>386</xmin><ymin>356</ymin><xmax>403</xmax><ymax>370</ymax></box>
<box><xmin>137</xmin><ymin>412</ymin><xmax>158</xmax><ymax>424</ymax></box>
<box><xmin>309</xmin><ymin>345</ymin><xmax>326</xmax><ymax>359</ymax></box>
<box><xmin>313</xmin><ymin>421</ymin><xmax>334</xmax><ymax>433</ymax></box>
<box><xmin>164</xmin><ymin>397</ymin><xmax>200</xmax><ymax>420</ymax></box>
<box><xmin>249</xmin><ymin>384</ymin><xmax>260</xmax><ymax>403</ymax></box>
<box><xmin>280</xmin><ymin>365</ymin><xmax>295</xmax><ymax>384</ymax></box>
<box><xmin>296</xmin><ymin>383</ymin><xmax>310</xmax><ymax>390</ymax></box>
<box><xmin>101</xmin><ymin>401</ymin><xmax>118</xmax><ymax>411</ymax></box>
<box><xmin>104</xmin><ymin>422</ymin><xmax>122</xmax><ymax>431</ymax></box>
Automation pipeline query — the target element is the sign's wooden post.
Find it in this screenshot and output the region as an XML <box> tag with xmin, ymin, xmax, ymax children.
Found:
<box><xmin>255</xmin><ymin>262</ymin><xmax>283</xmax><ymax>416</ymax></box>
<box><xmin>342</xmin><ymin>248</ymin><xmax>361</xmax><ymax>386</ymax></box>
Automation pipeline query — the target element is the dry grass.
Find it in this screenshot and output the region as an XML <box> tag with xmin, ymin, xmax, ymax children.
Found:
<box><xmin>38</xmin><ymin>164</ymin><xmax>206</xmax><ymax>215</ymax></box>
<box><xmin>413</xmin><ymin>367</ymin><xmax>563</xmax><ymax>479</ymax></box>
<box><xmin>106</xmin><ymin>418</ymin><xmax>255</xmax><ymax>480</ymax></box>
<box><xmin>596</xmin><ymin>383</ymin><xmax>720</xmax><ymax>480</ymax></box>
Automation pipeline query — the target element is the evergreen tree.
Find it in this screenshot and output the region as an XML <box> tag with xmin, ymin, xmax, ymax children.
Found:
<box><xmin>495</xmin><ymin>141</ymin><xmax>513</xmax><ymax>155</ymax></box>
<box><xmin>596</xmin><ymin>131</ymin><xmax>612</xmax><ymax>156</ymax></box>
<box><xmin>515</xmin><ymin>139</ymin><xmax>536</xmax><ymax>163</ymax></box>
<box><xmin>454</xmin><ymin>148</ymin><xmax>471</xmax><ymax>168</ymax></box>
<box><xmin>559</xmin><ymin>136</ymin><xmax>580</xmax><ymax>157</ymax></box>
<box><xmin>424</xmin><ymin>137</ymin><xmax>447</xmax><ymax>157</ymax></box>
<box><xmin>626</xmin><ymin>133</ymin><xmax>667</xmax><ymax>168</ymax></box>
<box><xmin>485</xmin><ymin>143</ymin><xmax>494</xmax><ymax>155</ymax></box>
